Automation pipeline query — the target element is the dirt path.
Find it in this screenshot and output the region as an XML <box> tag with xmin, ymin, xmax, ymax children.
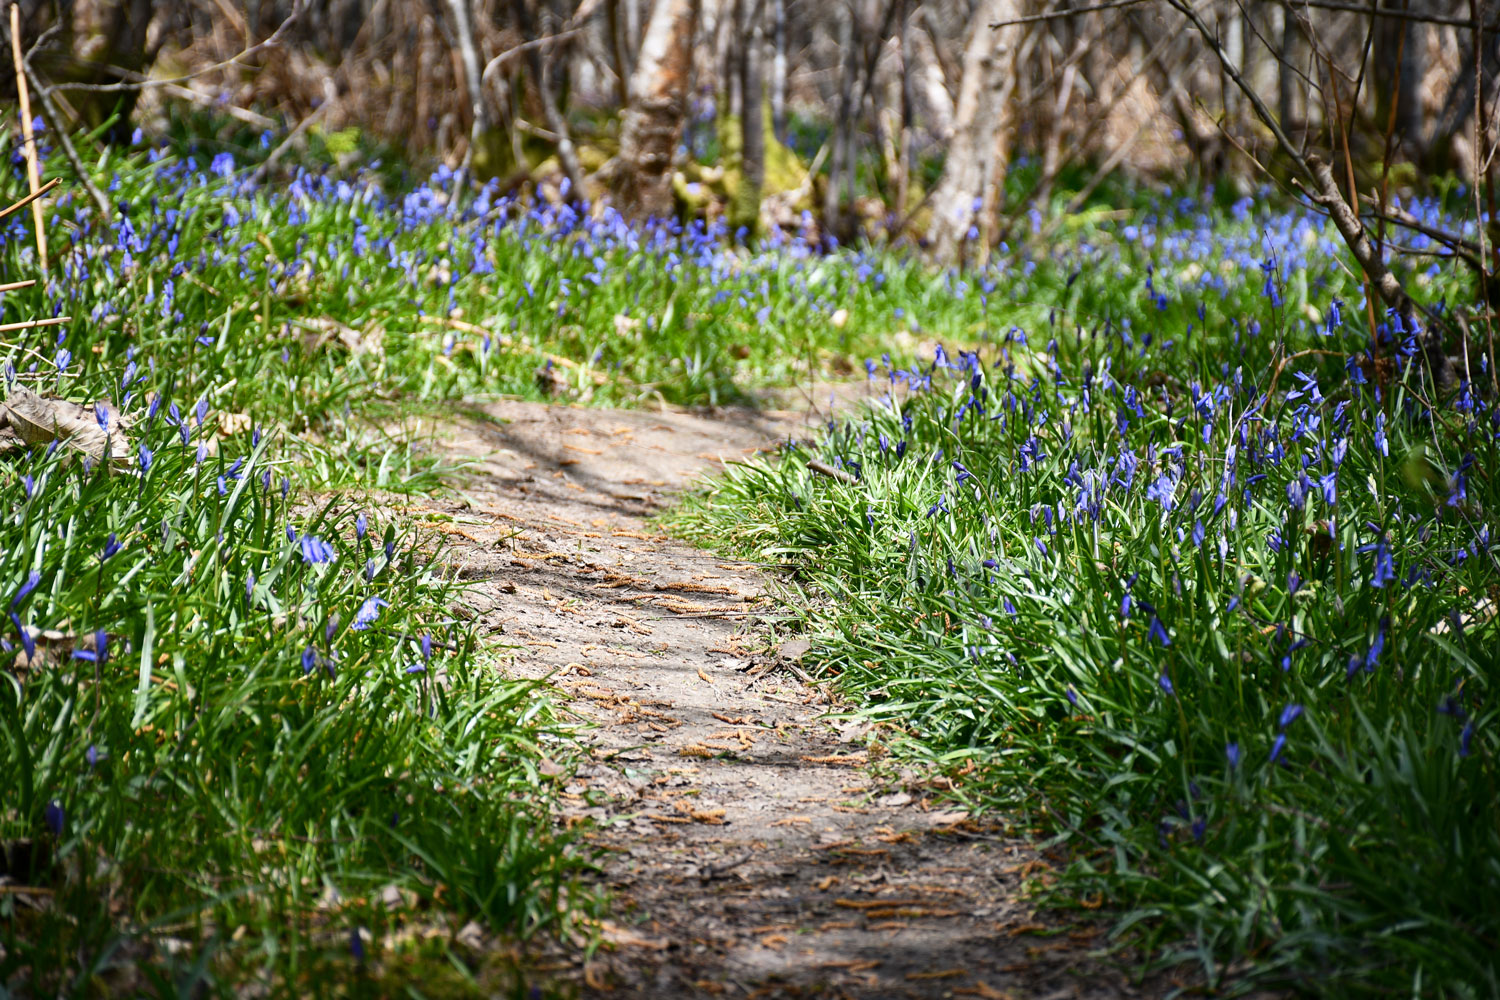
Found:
<box><xmin>425</xmin><ymin>400</ymin><xmax>1151</xmax><ymax>999</ymax></box>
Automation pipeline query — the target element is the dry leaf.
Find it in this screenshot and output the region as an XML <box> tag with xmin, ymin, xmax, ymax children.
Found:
<box><xmin>2</xmin><ymin>387</ymin><xmax>131</xmax><ymax>465</ymax></box>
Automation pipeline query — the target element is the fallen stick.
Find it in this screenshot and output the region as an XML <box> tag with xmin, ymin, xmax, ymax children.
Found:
<box><xmin>0</xmin><ymin>176</ymin><xmax>58</xmax><ymax>224</ymax></box>
<box><xmin>806</xmin><ymin>458</ymin><xmax>857</xmax><ymax>484</ymax></box>
<box><xmin>0</xmin><ymin>314</ymin><xmax>69</xmax><ymax>334</ymax></box>
<box><xmin>9</xmin><ymin>2</ymin><xmax>46</xmax><ymax>270</ymax></box>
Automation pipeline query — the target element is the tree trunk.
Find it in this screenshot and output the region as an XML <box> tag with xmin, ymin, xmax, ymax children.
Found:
<box><xmin>823</xmin><ymin>2</ymin><xmax>858</xmax><ymax>238</ymax></box>
<box><xmin>28</xmin><ymin>0</ymin><xmax>159</xmax><ymax>142</ymax></box>
<box><xmin>1276</xmin><ymin>5</ymin><xmax>1301</xmax><ymax>137</ymax></box>
<box><xmin>607</xmin><ymin>0</ymin><xmax>633</xmax><ymax>106</ymax></box>
<box><xmin>614</xmin><ymin>0</ymin><xmax>700</xmax><ymax>216</ymax></box>
<box><xmin>731</xmin><ymin>0</ymin><xmax>766</xmax><ymax>237</ymax></box>
<box><xmin>442</xmin><ymin>0</ymin><xmax>497</xmax><ymax>176</ymax></box>
<box><xmin>770</xmin><ymin>0</ymin><xmax>788</xmax><ymax>141</ymax></box>
<box><xmin>510</xmin><ymin>0</ymin><xmax>586</xmax><ymax>196</ymax></box>
<box><xmin>926</xmin><ymin>0</ymin><xmax>1020</xmax><ymax>265</ymax></box>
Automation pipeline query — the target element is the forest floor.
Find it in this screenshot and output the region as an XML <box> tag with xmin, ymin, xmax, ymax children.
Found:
<box><xmin>409</xmin><ymin>395</ymin><xmax>1162</xmax><ymax>999</ymax></box>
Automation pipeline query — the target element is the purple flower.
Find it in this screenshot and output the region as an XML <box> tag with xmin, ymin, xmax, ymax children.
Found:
<box><xmin>1278</xmin><ymin>703</ymin><xmax>1304</xmax><ymax>729</ymax></box>
<box><xmin>301</xmin><ymin>646</ymin><xmax>317</xmax><ymax>674</ymax></box>
<box><xmin>10</xmin><ymin>571</ymin><xmax>41</xmax><ymax>609</ymax></box>
<box><xmin>1370</xmin><ymin>540</ymin><xmax>1395</xmax><ymax>588</ymax></box>
<box><xmin>1226</xmin><ymin>742</ymin><xmax>1241</xmax><ymax>768</ymax></box>
<box><xmin>1065</xmin><ymin>685</ymin><xmax>1078</xmax><ymax>707</ymax></box>
<box><xmin>100</xmin><ymin>533</ymin><xmax>122</xmax><ymax>561</ymax></box>
<box><xmin>138</xmin><ymin>444</ymin><xmax>153</xmax><ymax>472</ymax></box>
<box><xmin>1158</xmin><ymin>672</ymin><xmax>1175</xmax><ymax>695</ymax></box>
<box><xmin>1269</xmin><ymin>732</ymin><xmax>1287</xmax><ymax>763</ymax></box>
<box><xmin>1149</xmin><ymin>616</ymin><xmax>1171</xmax><ymax>647</ymax></box>
<box><xmin>355</xmin><ymin>513</ymin><xmax>368</xmax><ymax>540</ymax></box>
<box><xmin>1460</xmin><ymin>722</ymin><xmax>1474</xmax><ymax>758</ymax></box>
<box><xmin>43</xmin><ymin>800</ymin><xmax>64</xmax><ymax>836</ymax></box>
<box><xmin>299</xmin><ymin>534</ymin><xmax>336</xmax><ymax>564</ymax></box>
<box><xmin>351</xmin><ymin>596</ymin><xmax>389</xmax><ymax>630</ymax></box>
<box><xmin>71</xmin><ymin>630</ymin><xmax>108</xmax><ymax>664</ymax></box>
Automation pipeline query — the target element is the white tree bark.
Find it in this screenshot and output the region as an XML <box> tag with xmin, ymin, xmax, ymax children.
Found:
<box><xmin>925</xmin><ymin>0</ymin><xmax>1021</xmax><ymax>264</ymax></box>
<box><xmin>614</xmin><ymin>0</ymin><xmax>701</xmax><ymax>216</ymax></box>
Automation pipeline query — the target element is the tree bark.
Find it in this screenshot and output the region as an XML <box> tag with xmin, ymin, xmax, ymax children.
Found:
<box><xmin>613</xmin><ymin>0</ymin><xmax>700</xmax><ymax>216</ymax></box>
<box><xmin>770</xmin><ymin>0</ymin><xmax>788</xmax><ymax>141</ymax></box>
<box><xmin>442</xmin><ymin>0</ymin><xmax>492</xmax><ymax>174</ymax></box>
<box><xmin>823</xmin><ymin>2</ymin><xmax>858</xmax><ymax>238</ymax></box>
<box><xmin>509</xmin><ymin>0</ymin><xmax>586</xmax><ymax>196</ymax></box>
<box><xmin>731</xmin><ymin>0</ymin><xmax>766</xmax><ymax>236</ymax></box>
<box><xmin>926</xmin><ymin>0</ymin><xmax>1021</xmax><ymax>265</ymax></box>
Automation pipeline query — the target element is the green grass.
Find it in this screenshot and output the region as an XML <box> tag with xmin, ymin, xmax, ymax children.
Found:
<box><xmin>4</xmin><ymin>117</ymin><xmax>1494</xmax><ymax>995</ymax></box>
<box><xmin>672</xmin><ymin>196</ymin><xmax>1499</xmax><ymax>995</ymax></box>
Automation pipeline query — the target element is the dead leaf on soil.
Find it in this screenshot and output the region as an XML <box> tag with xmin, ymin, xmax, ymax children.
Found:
<box><xmin>800</xmin><ymin>753</ymin><xmax>867</xmax><ymax>766</ymax></box>
<box><xmin>907</xmin><ymin>968</ymin><xmax>965</xmax><ymax>981</ymax></box>
<box><xmin>954</xmin><ymin>984</ymin><xmax>1016</xmax><ymax>998</ymax></box>
<box><xmin>2</xmin><ymin>387</ymin><xmax>131</xmax><ymax>465</ymax></box>
<box><xmin>599</xmin><ymin>920</ymin><xmax>669</xmax><ymax>950</ymax></box>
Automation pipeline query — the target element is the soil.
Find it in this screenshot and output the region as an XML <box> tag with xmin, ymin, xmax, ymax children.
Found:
<box><xmin>422</xmin><ymin>397</ymin><xmax>1162</xmax><ymax>999</ymax></box>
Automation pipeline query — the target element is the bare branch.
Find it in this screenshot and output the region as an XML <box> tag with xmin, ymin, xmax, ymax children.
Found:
<box><xmin>40</xmin><ymin>3</ymin><xmax>305</xmax><ymax>96</ymax></box>
<box><xmin>995</xmin><ymin>0</ymin><xmax>1496</xmax><ymax>30</ymax></box>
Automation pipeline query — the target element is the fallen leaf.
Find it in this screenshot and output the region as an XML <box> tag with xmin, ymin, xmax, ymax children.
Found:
<box><xmin>2</xmin><ymin>387</ymin><xmax>131</xmax><ymax>465</ymax></box>
<box><xmin>907</xmin><ymin>968</ymin><xmax>964</xmax><ymax>981</ymax></box>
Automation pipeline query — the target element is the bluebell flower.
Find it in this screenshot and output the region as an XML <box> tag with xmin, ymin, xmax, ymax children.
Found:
<box><xmin>1065</xmin><ymin>685</ymin><xmax>1078</xmax><ymax>706</ymax></box>
<box><xmin>43</xmin><ymin>801</ymin><xmax>64</xmax><ymax>836</ymax></box>
<box><xmin>1460</xmin><ymin>722</ymin><xmax>1474</xmax><ymax>758</ymax></box>
<box><xmin>1278</xmin><ymin>703</ymin><xmax>1304</xmax><ymax>728</ymax></box>
<box><xmin>1158</xmin><ymin>672</ymin><xmax>1175</xmax><ymax>695</ymax></box>
<box><xmin>1149</xmin><ymin>616</ymin><xmax>1171</xmax><ymax>646</ymax></box>
<box><xmin>1269</xmin><ymin>732</ymin><xmax>1287</xmax><ymax>763</ymax></box>
<box><xmin>356</xmin><ymin>513</ymin><xmax>368</xmax><ymax>540</ymax></box>
<box><xmin>352</xmin><ymin>596</ymin><xmax>388</xmax><ymax>630</ymax></box>
<box><xmin>10</xmin><ymin>571</ymin><xmax>40</xmax><ymax>609</ymax></box>
<box><xmin>1370</xmin><ymin>540</ymin><xmax>1395</xmax><ymax>588</ymax></box>
<box><xmin>299</xmin><ymin>534</ymin><xmax>336</xmax><ymax>564</ymax></box>
<box><xmin>301</xmin><ymin>646</ymin><xmax>317</xmax><ymax>674</ymax></box>
<box><xmin>1226</xmin><ymin>742</ymin><xmax>1241</xmax><ymax>768</ymax></box>
<box><xmin>71</xmin><ymin>631</ymin><xmax>108</xmax><ymax>664</ymax></box>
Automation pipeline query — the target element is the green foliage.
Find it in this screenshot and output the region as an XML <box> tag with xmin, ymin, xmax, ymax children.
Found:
<box><xmin>672</xmin><ymin>195</ymin><xmax>1499</xmax><ymax>996</ymax></box>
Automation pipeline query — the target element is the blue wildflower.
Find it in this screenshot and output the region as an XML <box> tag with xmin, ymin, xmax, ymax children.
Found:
<box><xmin>351</xmin><ymin>596</ymin><xmax>389</xmax><ymax>630</ymax></box>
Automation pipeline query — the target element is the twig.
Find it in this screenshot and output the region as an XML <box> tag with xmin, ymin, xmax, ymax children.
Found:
<box><xmin>9</xmin><ymin>3</ymin><xmax>46</xmax><ymax>270</ymax></box>
<box><xmin>480</xmin><ymin>29</ymin><xmax>587</xmax><ymax>86</ymax></box>
<box><xmin>0</xmin><ymin>279</ymin><xmax>36</xmax><ymax>293</ymax></box>
<box><xmin>806</xmin><ymin>458</ymin><xmax>858</xmax><ymax>484</ymax></box>
<box><xmin>0</xmin><ymin>177</ymin><xmax>57</xmax><ymax>224</ymax></box>
<box><xmin>993</xmin><ymin>0</ymin><xmax>1494</xmax><ymax>29</ymax></box>
<box><xmin>991</xmin><ymin>0</ymin><xmax>1151</xmax><ymax>27</ymax></box>
<box><xmin>251</xmin><ymin>78</ymin><xmax>336</xmax><ymax>184</ymax></box>
<box><xmin>41</xmin><ymin>3</ymin><xmax>304</xmax><ymax>95</ymax></box>
<box><xmin>21</xmin><ymin>58</ymin><xmax>111</xmax><ymax>217</ymax></box>
<box><xmin>0</xmin><ymin>315</ymin><xmax>70</xmax><ymax>334</ymax></box>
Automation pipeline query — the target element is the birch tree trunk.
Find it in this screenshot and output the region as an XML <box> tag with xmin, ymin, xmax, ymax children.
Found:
<box><xmin>613</xmin><ymin>0</ymin><xmax>700</xmax><ymax>216</ymax></box>
<box><xmin>926</xmin><ymin>0</ymin><xmax>1021</xmax><ymax>264</ymax></box>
